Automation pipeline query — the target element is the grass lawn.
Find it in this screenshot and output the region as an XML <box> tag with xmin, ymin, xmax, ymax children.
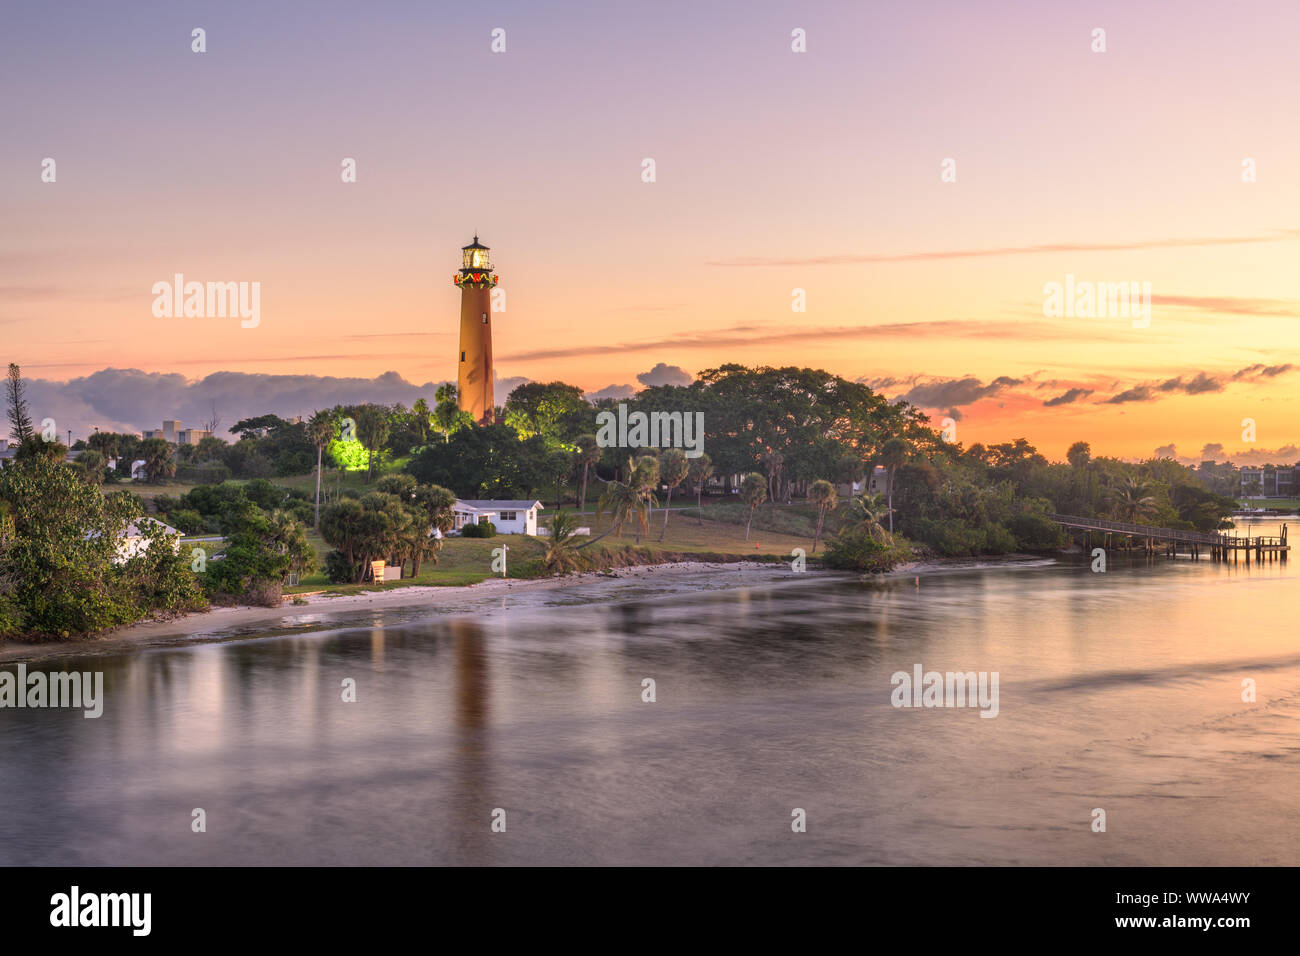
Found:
<box><xmin>288</xmin><ymin>506</ymin><xmax>821</xmax><ymax>596</ymax></box>
<box><xmin>1237</xmin><ymin>498</ymin><xmax>1300</xmax><ymax>510</ymax></box>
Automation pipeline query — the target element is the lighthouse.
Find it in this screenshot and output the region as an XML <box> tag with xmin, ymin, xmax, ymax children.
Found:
<box><xmin>454</xmin><ymin>236</ymin><xmax>498</xmax><ymax>424</ymax></box>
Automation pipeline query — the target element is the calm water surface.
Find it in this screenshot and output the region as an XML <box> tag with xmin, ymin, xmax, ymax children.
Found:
<box><xmin>3</xmin><ymin>521</ymin><xmax>1298</xmax><ymax>865</ymax></box>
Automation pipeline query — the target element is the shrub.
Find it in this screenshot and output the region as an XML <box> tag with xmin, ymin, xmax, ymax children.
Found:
<box><xmin>325</xmin><ymin>549</ymin><xmax>361</xmax><ymax>584</ymax></box>
<box><xmin>168</xmin><ymin>509</ymin><xmax>206</xmax><ymax>536</ymax></box>
<box><xmin>461</xmin><ymin>520</ymin><xmax>496</xmax><ymax>538</ymax></box>
<box><xmin>824</xmin><ymin>526</ymin><xmax>912</xmax><ymax>573</ymax></box>
<box><xmin>1006</xmin><ymin>513</ymin><xmax>1066</xmax><ymax>551</ymax></box>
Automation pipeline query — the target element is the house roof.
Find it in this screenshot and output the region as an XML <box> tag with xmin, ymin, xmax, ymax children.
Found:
<box><xmin>124</xmin><ymin>517</ymin><xmax>181</xmax><ymax>537</ymax></box>
<box><xmin>454</xmin><ymin>499</ymin><xmax>543</xmax><ymax>512</ymax></box>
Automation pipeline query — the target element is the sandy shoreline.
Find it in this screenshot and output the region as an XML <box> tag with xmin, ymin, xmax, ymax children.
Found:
<box><xmin>0</xmin><ymin>552</ymin><xmax>1064</xmax><ymax>664</ymax></box>
<box><xmin>0</xmin><ymin>561</ymin><xmax>800</xmax><ymax>663</ymax></box>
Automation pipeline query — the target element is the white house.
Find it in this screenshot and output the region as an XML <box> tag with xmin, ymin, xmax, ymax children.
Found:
<box><xmin>114</xmin><ymin>517</ymin><xmax>183</xmax><ymax>564</ymax></box>
<box><xmin>452</xmin><ymin>499</ymin><xmax>543</xmax><ymax>535</ymax></box>
<box><xmin>835</xmin><ymin>466</ymin><xmax>890</xmax><ymax>500</ymax></box>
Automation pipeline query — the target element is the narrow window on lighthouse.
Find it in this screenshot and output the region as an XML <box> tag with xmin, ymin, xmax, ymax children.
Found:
<box><xmin>481</xmin><ymin>313</ymin><xmax>488</xmax><ymax>323</ymax></box>
<box><xmin>460</xmin><ymin>351</ymin><xmax>466</xmax><ymax>362</ymax></box>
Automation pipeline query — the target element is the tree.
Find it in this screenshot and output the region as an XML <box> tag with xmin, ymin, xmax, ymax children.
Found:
<box><xmin>15</xmin><ymin>439</ymin><xmax>67</xmax><ymax>464</ymax></box>
<box><xmin>409</xmin><ymin>483</ymin><xmax>457</xmax><ymax>576</ymax></box>
<box><xmin>591</xmin><ymin>456</ymin><xmax>659</xmax><ymax>546</ymax></box>
<box><xmin>355</xmin><ymin>405</ymin><xmax>389</xmax><ymax>481</ymax></box>
<box><xmin>200</xmin><ymin>400</ymin><xmax>221</xmax><ymax>436</ymax></box>
<box><xmin>412</xmin><ymin>397</ymin><xmax>433</xmax><ymax>445</ymax></box>
<box><xmin>760</xmin><ymin>447</ymin><xmax>784</xmax><ymax>511</ymax></box>
<box><xmin>542</xmin><ymin>511</ymin><xmax>584</xmax><ymax>574</ymax></box>
<box><xmin>307</xmin><ymin>409</ymin><xmax>339</xmax><ymax>528</ymax></box>
<box><xmin>850</xmin><ymin>492</ymin><xmax>893</xmax><ymax>543</ymax></box>
<box><xmin>502</xmin><ymin>381</ymin><xmax>589</xmax><ymax>445</ymax></box>
<box><xmin>809</xmin><ymin>479</ymin><xmax>837</xmax><ymax>553</ymax></box>
<box><xmin>0</xmin><ymin>455</ymin><xmax>204</xmax><ymax>636</ymax></box>
<box><xmin>138</xmin><ymin>438</ymin><xmax>176</xmax><ymax>483</ymax></box>
<box><xmin>657</xmin><ymin>447</ymin><xmax>690</xmax><ymax>542</ymax></box>
<box><xmin>432</xmin><ymin>383</ymin><xmax>472</xmax><ymax>443</ymax></box>
<box><xmin>229</xmin><ymin>414</ymin><xmax>289</xmax><ymax>440</ymax></box>
<box><xmin>575</xmin><ymin>434</ymin><xmax>602</xmax><ymax>514</ymax></box>
<box><xmin>319</xmin><ymin>493</ymin><xmax>411</xmax><ymax>582</ymax></box>
<box><xmin>5</xmin><ymin>363</ymin><xmax>34</xmax><ymax>448</ymax></box>
<box><xmin>407</xmin><ymin>423</ymin><xmax>554</xmax><ymax>499</ymax></box>
<box><xmin>877</xmin><ymin>437</ymin><xmax>910</xmax><ymax>534</ymax></box>
<box><xmin>688</xmin><ymin>453</ymin><xmax>714</xmax><ymax>526</ymax></box>
<box><xmin>740</xmin><ymin>472</ymin><xmax>767</xmax><ymax>540</ymax></box>
<box><xmin>75</xmin><ymin>449</ymin><xmax>107</xmax><ymax>485</ymax></box>
<box><xmin>205</xmin><ymin>503</ymin><xmax>311</xmax><ymax>603</ymax></box>
<box><xmin>1112</xmin><ymin>477</ymin><xmax>1157</xmax><ymax>523</ymax></box>
<box><xmin>1067</xmin><ymin>441</ymin><xmax>1091</xmax><ymax>469</ymax></box>
<box><xmin>87</xmin><ymin>430</ymin><xmax>120</xmax><ymax>461</ymax></box>
<box><xmin>1244</xmin><ymin>478</ymin><xmax>1262</xmax><ymax>505</ymax></box>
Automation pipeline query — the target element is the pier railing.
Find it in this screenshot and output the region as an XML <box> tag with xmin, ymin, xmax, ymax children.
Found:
<box><xmin>1046</xmin><ymin>514</ymin><xmax>1288</xmax><ymax>550</ymax></box>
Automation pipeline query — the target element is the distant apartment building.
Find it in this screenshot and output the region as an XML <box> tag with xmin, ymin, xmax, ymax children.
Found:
<box><xmin>1240</xmin><ymin>464</ymin><xmax>1300</xmax><ymax>497</ymax></box>
<box><xmin>142</xmin><ymin>420</ymin><xmax>211</xmax><ymax>445</ymax></box>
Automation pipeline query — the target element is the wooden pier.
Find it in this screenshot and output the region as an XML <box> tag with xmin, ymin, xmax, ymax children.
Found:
<box><xmin>1046</xmin><ymin>513</ymin><xmax>1289</xmax><ymax>563</ymax></box>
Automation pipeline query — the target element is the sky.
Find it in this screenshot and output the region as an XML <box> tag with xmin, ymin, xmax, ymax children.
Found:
<box><xmin>3</xmin><ymin>0</ymin><xmax>1299</xmax><ymax>463</ymax></box>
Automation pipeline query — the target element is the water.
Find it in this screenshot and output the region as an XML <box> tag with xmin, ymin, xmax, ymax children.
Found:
<box><xmin>2</xmin><ymin>522</ymin><xmax>1298</xmax><ymax>866</ymax></box>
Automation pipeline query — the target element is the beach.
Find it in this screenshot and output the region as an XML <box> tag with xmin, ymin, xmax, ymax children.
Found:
<box><xmin>0</xmin><ymin>560</ymin><xmax>801</xmax><ymax>664</ymax></box>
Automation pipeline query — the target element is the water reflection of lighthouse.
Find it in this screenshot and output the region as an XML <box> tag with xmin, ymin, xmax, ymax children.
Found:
<box><xmin>450</xmin><ymin>618</ymin><xmax>493</xmax><ymax>861</ymax></box>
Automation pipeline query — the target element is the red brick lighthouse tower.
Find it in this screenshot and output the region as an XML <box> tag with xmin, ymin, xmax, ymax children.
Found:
<box><xmin>454</xmin><ymin>236</ymin><xmax>498</xmax><ymax>424</ymax></box>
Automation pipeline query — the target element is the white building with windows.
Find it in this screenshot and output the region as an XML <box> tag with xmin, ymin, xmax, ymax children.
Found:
<box><xmin>113</xmin><ymin>518</ymin><xmax>182</xmax><ymax>564</ymax></box>
<box><xmin>452</xmin><ymin>499</ymin><xmax>543</xmax><ymax>535</ymax></box>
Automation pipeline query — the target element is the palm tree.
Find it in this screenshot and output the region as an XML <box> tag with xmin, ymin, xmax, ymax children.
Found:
<box><xmin>740</xmin><ymin>472</ymin><xmax>767</xmax><ymax>540</ymax></box>
<box><xmin>75</xmin><ymin>449</ymin><xmax>107</xmax><ymax>486</ymax></box>
<box><xmin>410</xmin><ymin>483</ymin><xmax>457</xmax><ymax>576</ymax></box>
<box><xmin>1113</xmin><ymin>477</ymin><xmax>1157</xmax><ymax>523</ymax></box>
<box><xmin>877</xmin><ymin>437</ymin><xmax>909</xmax><ymax>534</ymax></box>
<box><xmin>86</xmin><ymin>430</ymin><xmax>120</xmax><ymax>463</ymax></box>
<box><xmin>657</xmin><ymin>447</ymin><xmax>690</xmax><ymax>542</ymax></box>
<box><xmin>543</xmin><ymin>510</ymin><xmax>584</xmax><ymax>574</ymax></box>
<box><xmin>575</xmin><ymin>434</ymin><xmax>601</xmax><ymax>514</ymax></box>
<box><xmin>307</xmin><ymin>409</ymin><xmax>339</xmax><ymax>529</ymax></box>
<box><xmin>688</xmin><ymin>453</ymin><xmax>714</xmax><ymax>526</ymax></box>
<box><xmin>267</xmin><ymin>509</ymin><xmax>315</xmax><ymax>583</ymax></box>
<box><xmin>138</xmin><ymin>437</ymin><xmax>175</xmax><ymax>483</ymax></box>
<box><xmin>593</xmin><ymin>456</ymin><xmax>658</xmax><ymax>545</ymax></box>
<box><xmin>355</xmin><ymin>405</ymin><xmax>389</xmax><ymax>482</ymax></box>
<box><xmin>809</xmin><ymin>479</ymin><xmax>837</xmax><ymax>553</ymax></box>
<box><xmin>412</xmin><ymin>397</ymin><xmax>433</xmax><ymax>445</ymax></box>
<box><xmin>851</xmin><ymin>492</ymin><xmax>892</xmax><ymax>543</ymax></box>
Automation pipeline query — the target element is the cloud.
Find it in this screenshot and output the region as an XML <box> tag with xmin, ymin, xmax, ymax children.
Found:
<box><xmin>1103</xmin><ymin>364</ymin><xmax>1298</xmax><ymax>404</ymax></box>
<box><xmin>585</xmin><ymin>384</ymin><xmax>637</xmax><ymax>402</ymax></box>
<box><xmin>1105</xmin><ymin>385</ymin><xmax>1155</xmax><ymax>404</ymax></box>
<box><xmin>1203</xmin><ymin>444</ymin><xmax>1300</xmax><ymax>467</ymax></box>
<box><xmin>708</xmin><ymin>231</ymin><xmax>1300</xmax><ymax>268</ymax></box>
<box><xmin>894</xmin><ymin>375</ymin><xmax>1022</xmax><ymax>410</ymax></box>
<box><xmin>494</xmin><ymin>374</ymin><xmax>532</xmax><ymax>400</ymax></box>
<box><xmin>1042</xmin><ymin>387</ymin><xmax>1094</xmax><ymax>407</ymax></box>
<box><xmin>19</xmin><ymin>368</ymin><xmax>455</xmax><ymax>442</ymax></box>
<box><xmin>1157</xmin><ymin>372</ymin><xmax>1224</xmax><ymax>396</ymax></box>
<box><xmin>1154</xmin><ymin>443</ymin><xmax>1179</xmax><ymax>459</ymax></box>
<box><xmin>636</xmin><ymin>363</ymin><xmax>694</xmax><ymax>387</ymax></box>
<box><xmin>1154</xmin><ymin>295</ymin><xmax>1300</xmax><ymax>318</ymax></box>
<box><xmin>500</xmin><ymin>318</ymin><xmax>1119</xmax><ymax>363</ymax></box>
<box><xmin>1232</xmin><ymin>363</ymin><xmax>1293</xmax><ymax>380</ymax></box>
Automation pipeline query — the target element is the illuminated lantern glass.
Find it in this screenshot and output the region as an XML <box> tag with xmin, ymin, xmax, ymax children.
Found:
<box><xmin>462</xmin><ymin>239</ymin><xmax>491</xmax><ymax>271</ymax></box>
